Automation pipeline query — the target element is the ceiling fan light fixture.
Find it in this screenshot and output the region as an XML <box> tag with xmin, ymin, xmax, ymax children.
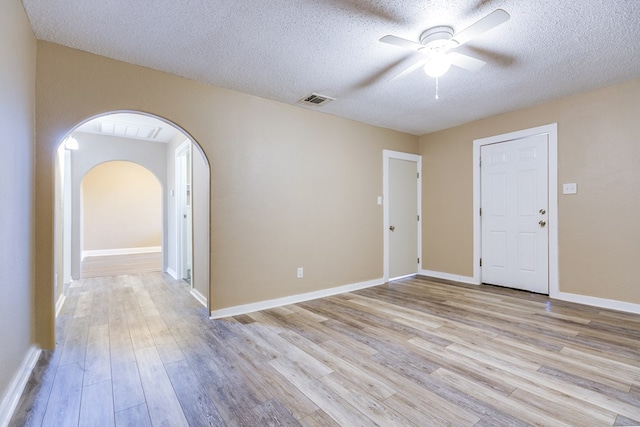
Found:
<box><xmin>380</xmin><ymin>9</ymin><xmax>510</xmax><ymax>81</ymax></box>
<box><xmin>423</xmin><ymin>54</ymin><xmax>451</xmax><ymax>78</ymax></box>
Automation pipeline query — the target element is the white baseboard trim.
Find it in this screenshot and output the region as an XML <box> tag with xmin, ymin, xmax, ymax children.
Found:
<box><xmin>418</xmin><ymin>270</ymin><xmax>640</xmax><ymax>314</ymax></box>
<box><xmin>0</xmin><ymin>346</ymin><xmax>41</xmax><ymax>427</ymax></box>
<box><xmin>210</xmin><ymin>277</ymin><xmax>385</xmax><ymax>319</ymax></box>
<box><xmin>166</xmin><ymin>268</ymin><xmax>178</xmax><ymax>280</ymax></box>
<box><xmin>82</xmin><ymin>246</ymin><xmax>161</xmax><ymax>260</ymax></box>
<box><xmin>554</xmin><ymin>291</ymin><xmax>640</xmax><ymax>315</ymax></box>
<box><xmin>190</xmin><ymin>288</ymin><xmax>207</xmax><ymax>308</ymax></box>
<box><xmin>55</xmin><ymin>294</ymin><xmax>66</xmax><ymax>318</ymax></box>
<box><xmin>389</xmin><ymin>273</ymin><xmax>418</xmax><ymax>281</ymax></box>
<box><xmin>420</xmin><ymin>270</ymin><xmax>478</xmax><ymax>285</ymax></box>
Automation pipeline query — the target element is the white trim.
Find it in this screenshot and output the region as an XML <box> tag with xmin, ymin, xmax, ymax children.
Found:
<box><xmin>166</xmin><ymin>267</ymin><xmax>178</xmax><ymax>280</ymax></box>
<box><xmin>554</xmin><ymin>292</ymin><xmax>640</xmax><ymax>315</ymax></box>
<box><xmin>190</xmin><ymin>288</ymin><xmax>207</xmax><ymax>307</ymax></box>
<box><xmin>210</xmin><ymin>277</ymin><xmax>385</xmax><ymax>319</ymax></box>
<box><xmin>0</xmin><ymin>346</ymin><xmax>41</xmax><ymax>427</ymax></box>
<box><xmin>422</xmin><ymin>271</ymin><xmax>640</xmax><ymax>316</ymax></box>
<box><xmin>420</xmin><ymin>270</ymin><xmax>478</xmax><ymax>285</ymax></box>
<box><xmin>473</xmin><ymin>123</ymin><xmax>558</xmax><ymax>294</ymax></box>
<box><xmin>63</xmin><ymin>280</ymin><xmax>71</xmax><ymax>296</ymax></box>
<box><xmin>81</xmin><ymin>246</ymin><xmax>161</xmax><ymax>260</ymax></box>
<box><xmin>389</xmin><ymin>273</ymin><xmax>418</xmax><ymax>281</ymax></box>
<box><xmin>55</xmin><ymin>294</ymin><xmax>66</xmax><ymax>317</ymax></box>
<box><xmin>547</xmin><ymin>126</ymin><xmax>559</xmax><ymax>298</ymax></box>
<box><xmin>175</xmin><ymin>140</ymin><xmax>192</xmax><ymax>281</ymax></box>
<box><xmin>382</xmin><ymin>150</ymin><xmax>422</xmax><ymax>283</ymax></box>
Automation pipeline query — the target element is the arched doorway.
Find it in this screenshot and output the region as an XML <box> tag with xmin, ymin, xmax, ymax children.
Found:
<box><xmin>54</xmin><ymin>111</ymin><xmax>211</xmax><ymax>319</ymax></box>
<box><xmin>80</xmin><ymin>161</ymin><xmax>163</xmax><ymax>277</ymax></box>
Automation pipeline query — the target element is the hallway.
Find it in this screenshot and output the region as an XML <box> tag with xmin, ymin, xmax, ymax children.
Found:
<box><xmin>13</xmin><ymin>271</ymin><xmax>217</xmax><ymax>426</ymax></box>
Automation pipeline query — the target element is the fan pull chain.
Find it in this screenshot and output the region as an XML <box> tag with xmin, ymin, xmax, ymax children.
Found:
<box><xmin>435</xmin><ymin>77</ymin><xmax>439</xmax><ymax>100</ymax></box>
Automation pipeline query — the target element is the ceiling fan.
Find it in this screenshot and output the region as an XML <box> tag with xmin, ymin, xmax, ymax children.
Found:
<box><xmin>380</xmin><ymin>9</ymin><xmax>510</xmax><ymax>80</ymax></box>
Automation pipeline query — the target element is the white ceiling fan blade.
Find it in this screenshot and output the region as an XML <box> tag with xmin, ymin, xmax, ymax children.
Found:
<box><xmin>447</xmin><ymin>52</ymin><xmax>486</xmax><ymax>72</ymax></box>
<box><xmin>451</xmin><ymin>9</ymin><xmax>510</xmax><ymax>46</ymax></box>
<box><xmin>388</xmin><ymin>58</ymin><xmax>429</xmax><ymax>81</ymax></box>
<box><xmin>379</xmin><ymin>35</ymin><xmax>425</xmax><ymax>50</ymax></box>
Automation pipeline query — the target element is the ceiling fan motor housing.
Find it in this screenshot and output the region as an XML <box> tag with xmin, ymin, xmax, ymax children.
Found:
<box><xmin>419</xmin><ymin>26</ymin><xmax>458</xmax><ymax>52</ymax></box>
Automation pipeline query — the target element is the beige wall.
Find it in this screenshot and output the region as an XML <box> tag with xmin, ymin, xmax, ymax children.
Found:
<box><xmin>0</xmin><ymin>0</ymin><xmax>36</xmax><ymax>416</ymax></box>
<box><xmin>82</xmin><ymin>161</ymin><xmax>162</xmax><ymax>251</ymax></box>
<box><xmin>420</xmin><ymin>78</ymin><xmax>640</xmax><ymax>305</ymax></box>
<box><xmin>192</xmin><ymin>143</ymin><xmax>211</xmax><ymax>303</ymax></box>
<box><xmin>34</xmin><ymin>42</ymin><xmax>418</xmax><ymax>346</ymax></box>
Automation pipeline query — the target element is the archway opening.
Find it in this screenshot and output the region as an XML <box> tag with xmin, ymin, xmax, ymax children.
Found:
<box><xmin>80</xmin><ymin>161</ymin><xmax>162</xmax><ymax>277</ymax></box>
<box><xmin>54</xmin><ymin>111</ymin><xmax>211</xmax><ymax>317</ymax></box>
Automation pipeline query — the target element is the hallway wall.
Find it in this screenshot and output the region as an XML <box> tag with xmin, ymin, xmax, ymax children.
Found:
<box><xmin>0</xmin><ymin>0</ymin><xmax>37</xmax><ymax>421</ymax></box>
<box><xmin>165</xmin><ymin>136</ymin><xmax>211</xmax><ymax>304</ymax></box>
<box><xmin>82</xmin><ymin>161</ymin><xmax>162</xmax><ymax>252</ymax></box>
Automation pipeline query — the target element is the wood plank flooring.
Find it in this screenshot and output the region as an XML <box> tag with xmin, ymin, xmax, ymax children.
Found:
<box><xmin>81</xmin><ymin>253</ymin><xmax>162</xmax><ymax>278</ymax></box>
<box><xmin>10</xmin><ymin>273</ymin><xmax>640</xmax><ymax>426</ymax></box>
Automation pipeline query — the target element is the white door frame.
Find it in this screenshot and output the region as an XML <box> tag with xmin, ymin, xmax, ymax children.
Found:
<box><xmin>473</xmin><ymin>123</ymin><xmax>558</xmax><ymax>297</ymax></box>
<box><xmin>175</xmin><ymin>140</ymin><xmax>192</xmax><ymax>283</ymax></box>
<box><xmin>383</xmin><ymin>149</ymin><xmax>422</xmax><ymax>282</ymax></box>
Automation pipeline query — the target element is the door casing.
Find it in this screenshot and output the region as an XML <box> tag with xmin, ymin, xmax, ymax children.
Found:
<box><xmin>175</xmin><ymin>140</ymin><xmax>193</xmax><ymax>283</ymax></box>
<box><xmin>473</xmin><ymin>123</ymin><xmax>558</xmax><ymax>296</ymax></box>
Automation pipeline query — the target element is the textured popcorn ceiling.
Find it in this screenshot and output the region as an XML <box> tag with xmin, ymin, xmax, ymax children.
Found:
<box><xmin>22</xmin><ymin>0</ymin><xmax>640</xmax><ymax>135</ymax></box>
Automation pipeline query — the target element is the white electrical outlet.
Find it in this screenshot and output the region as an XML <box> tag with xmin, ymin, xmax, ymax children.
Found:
<box><xmin>563</xmin><ymin>183</ymin><xmax>577</xmax><ymax>195</ymax></box>
<box><xmin>297</xmin><ymin>267</ymin><xmax>303</xmax><ymax>278</ymax></box>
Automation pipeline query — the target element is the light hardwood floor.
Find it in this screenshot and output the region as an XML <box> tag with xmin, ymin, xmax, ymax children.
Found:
<box><xmin>10</xmin><ymin>272</ymin><xmax>640</xmax><ymax>426</ymax></box>
<box><xmin>81</xmin><ymin>253</ymin><xmax>162</xmax><ymax>278</ymax></box>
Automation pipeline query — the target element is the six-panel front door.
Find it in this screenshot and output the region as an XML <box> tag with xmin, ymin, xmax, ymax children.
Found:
<box><xmin>480</xmin><ymin>134</ymin><xmax>549</xmax><ymax>293</ymax></box>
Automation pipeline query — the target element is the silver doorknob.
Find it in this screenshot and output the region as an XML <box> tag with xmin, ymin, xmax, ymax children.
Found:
<box><xmin>389</xmin><ymin>225</ymin><xmax>395</xmax><ymax>231</ymax></box>
<box><xmin>539</xmin><ymin>220</ymin><xmax>546</xmax><ymax>227</ymax></box>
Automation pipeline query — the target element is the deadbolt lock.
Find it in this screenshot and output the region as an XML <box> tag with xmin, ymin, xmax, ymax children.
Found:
<box><xmin>539</xmin><ymin>209</ymin><xmax>546</xmax><ymax>215</ymax></box>
<box><xmin>389</xmin><ymin>225</ymin><xmax>395</xmax><ymax>231</ymax></box>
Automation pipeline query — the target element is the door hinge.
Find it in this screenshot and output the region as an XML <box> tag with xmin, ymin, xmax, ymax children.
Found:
<box><xmin>479</xmin><ymin>258</ymin><xmax>482</xmax><ymax>267</ymax></box>
<box><xmin>479</xmin><ymin>207</ymin><xmax>482</xmax><ymax>216</ymax></box>
<box><xmin>417</xmin><ymin>215</ymin><xmax>420</xmax><ymax>221</ymax></box>
<box><xmin>417</xmin><ymin>258</ymin><xmax>420</xmax><ymax>264</ymax></box>
<box><xmin>417</xmin><ymin>172</ymin><xmax>420</xmax><ymax>179</ymax></box>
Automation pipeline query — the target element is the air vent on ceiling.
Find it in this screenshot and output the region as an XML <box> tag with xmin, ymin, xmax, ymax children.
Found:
<box><xmin>300</xmin><ymin>93</ymin><xmax>335</xmax><ymax>106</ymax></box>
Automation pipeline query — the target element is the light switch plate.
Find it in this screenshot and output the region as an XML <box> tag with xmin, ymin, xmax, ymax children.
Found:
<box><xmin>377</xmin><ymin>196</ymin><xmax>382</xmax><ymax>205</ymax></box>
<box><xmin>563</xmin><ymin>183</ymin><xmax>577</xmax><ymax>194</ymax></box>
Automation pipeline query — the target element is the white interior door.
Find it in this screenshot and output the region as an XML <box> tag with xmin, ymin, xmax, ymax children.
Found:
<box><xmin>480</xmin><ymin>134</ymin><xmax>549</xmax><ymax>293</ymax></box>
<box><xmin>388</xmin><ymin>157</ymin><xmax>420</xmax><ymax>279</ymax></box>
